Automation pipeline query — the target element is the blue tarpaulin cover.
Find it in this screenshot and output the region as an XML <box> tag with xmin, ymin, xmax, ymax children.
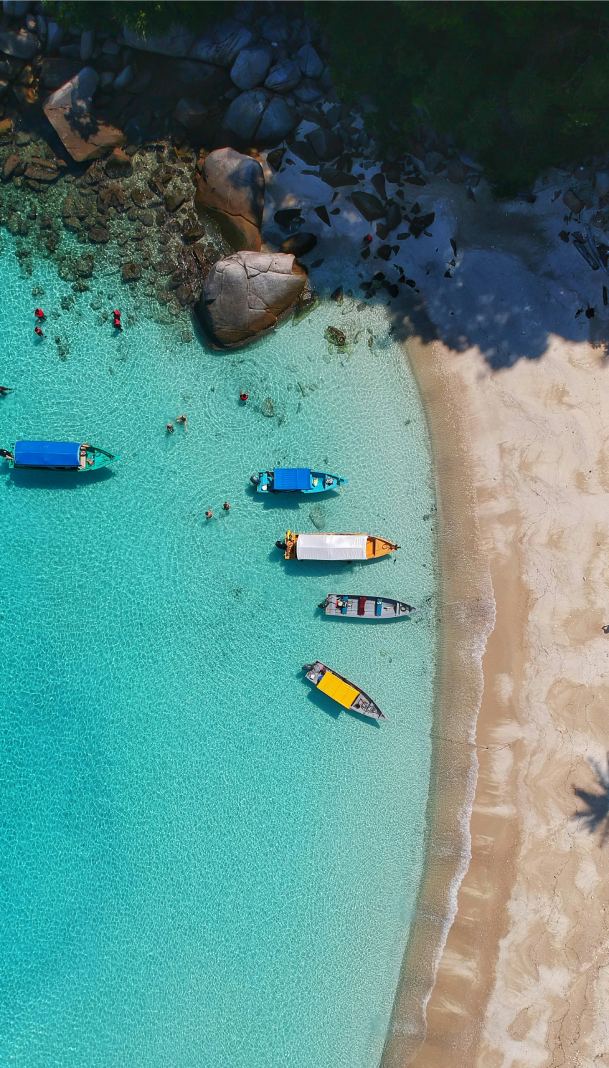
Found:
<box><xmin>274</xmin><ymin>467</ymin><xmax>311</xmax><ymax>491</ymax></box>
<box><xmin>14</xmin><ymin>440</ymin><xmax>81</xmax><ymax>468</ymax></box>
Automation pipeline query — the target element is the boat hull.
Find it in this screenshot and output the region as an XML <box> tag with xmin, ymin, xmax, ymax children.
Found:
<box><xmin>303</xmin><ymin>660</ymin><xmax>386</xmax><ymax>721</ymax></box>
<box><xmin>4</xmin><ymin>442</ymin><xmax>116</xmax><ymax>472</ymax></box>
<box><xmin>321</xmin><ymin>594</ymin><xmax>414</xmax><ymax>619</ymax></box>
<box><xmin>253</xmin><ymin>469</ymin><xmax>347</xmax><ymax>494</ymax></box>
<box><xmin>281</xmin><ymin>531</ymin><xmax>399</xmax><ymax>561</ymax></box>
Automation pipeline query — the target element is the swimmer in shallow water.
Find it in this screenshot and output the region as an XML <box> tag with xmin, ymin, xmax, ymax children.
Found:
<box><xmin>166</xmin><ymin>422</ymin><xmax>174</xmax><ymax>434</ymax></box>
<box><xmin>205</xmin><ymin>509</ymin><xmax>213</xmax><ymax>519</ymax></box>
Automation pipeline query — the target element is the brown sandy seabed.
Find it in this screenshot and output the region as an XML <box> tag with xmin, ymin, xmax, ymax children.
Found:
<box><xmin>378</xmin><ymin>305</ymin><xmax>609</xmax><ymax>1064</ymax></box>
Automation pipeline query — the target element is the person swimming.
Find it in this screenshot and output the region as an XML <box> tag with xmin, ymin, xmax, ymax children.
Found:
<box><xmin>223</xmin><ymin>501</ymin><xmax>230</xmax><ymax>511</ymax></box>
<box><xmin>34</xmin><ymin>325</ymin><xmax>44</xmax><ymax>337</ymax></box>
<box><xmin>176</xmin><ymin>414</ymin><xmax>188</xmax><ymax>428</ymax></box>
<box><xmin>34</xmin><ymin>308</ymin><xmax>45</xmax><ymax>320</ymax></box>
<box><xmin>205</xmin><ymin>509</ymin><xmax>213</xmax><ymax>519</ymax></box>
<box><xmin>239</xmin><ymin>391</ymin><xmax>249</xmax><ymax>402</ymax></box>
<box><xmin>166</xmin><ymin>422</ymin><xmax>174</xmax><ymax>434</ymax></box>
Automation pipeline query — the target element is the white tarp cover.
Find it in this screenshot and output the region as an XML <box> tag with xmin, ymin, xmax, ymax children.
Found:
<box><xmin>296</xmin><ymin>533</ymin><xmax>368</xmax><ymax>560</ymax></box>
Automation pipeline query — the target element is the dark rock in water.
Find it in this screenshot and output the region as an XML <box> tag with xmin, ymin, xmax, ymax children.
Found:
<box><xmin>325</xmin><ymin>325</ymin><xmax>347</xmax><ymax>347</ymax></box>
<box><xmin>164</xmin><ymin>189</ymin><xmax>187</xmax><ymax>213</ymax></box>
<box><xmin>371</xmin><ymin>172</ymin><xmax>386</xmax><ymax>200</ymax></box>
<box><xmin>314</xmin><ymin>204</ymin><xmax>330</xmax><ymax>227</ymax></box>
<box><xmin>98</xmin><ymin>183</ymin><xmax>127</xmax><ymax>212</ymax></box>
<box><xmin>3</xmin><ymin>153</ymin><xmax>24</xmax><ymax>180</ymax></box>
<box><xmin>181</xmin><ymin>217</ymin><xmax>205</xmax><ymax>242</ymax></box>
<box><xmin>274</xmin><ymin>207</ymin><xmax>302</xmax><ymax>232</ymax></box>
<box><xmin>331</xmin><ymin>286</ymin><xmax>343</xmax><ymax>303</ymax></box>
<box><xmin>288</xmin><ymin>140</ymin><xmax>318</xmax><ymax>166</ymax></box>
<box><xmin>350</xmin><ymin>191</ymin><xmax>384</xmax><ymax>221</ymax></box>
<box><xmin>376</xmin><ymin>244</ymin><xmax>392</xmax><ymax>261</ymax></box>
<box><xmin>195</xmin><ymin>146</ymin><xmax>263</xmax><ymax>251</ymax></box>
<box><xmin>196</xmin><ymin>250</ymin><xmax>306</xmax><ymax>348</ymax></box>
<box><xmin>264</xmin><ymin>59</ymin><xmax>301</xmax><ymax>94</ymax></box>
<box><xmin>121</xmin><ymin>260</ymin><xmax>141</xmax><ymax>282</ymax></box>
<box><xmin>89</xmin><ymin>223</ymin><xmax>110</xmax><ymax>243</ymax></box>
<box><xmin>280</xmin><ymin>232</ymin><xmax>317</xmax><ymax>256</ymax></box>
<box><xmin>230</xmin><ymin>44</ymin><xmax>272</xmax><ymax>91</ymax></box>
<box><xmin>74</xmin><ymin>252</ymin><xmax>94</xmax><ymax>277</ymax></box>
<box><xmin>261</xmin><ymin>397</ymin><xmax>275</xmax><ymax>418</ymax></box>
<box><xmin>24</xmin><ymin>158</ymin><xmax>60</xmax><ymax>183</ymax></box>
<box><xmin>409</xmin><ymin>211</ymin><xmax>435</xmax><ymax>237</ymax></box>
<box><xmin>266</xmin><ymin>146</ymin><xmax>285</xmax><ymax>171</ymax></box>
<box><xmin>104</xmin><ymin>147</ymin><xmax>132</xmax><ymax>178</ymax></box>
<box><xmin>306</xmin><ymin>125</ymin><xmax>343</xmax><ymax>162</ymax></box>
<box><xmin>319</xmin><ymin>166</ymin><xmax>358</xmax><ymax>188</ymax></box>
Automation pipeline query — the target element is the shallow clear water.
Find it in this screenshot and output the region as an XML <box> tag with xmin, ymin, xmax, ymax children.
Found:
<box><xmin>0</xmin><ymin>232</ymin><xmax>436</xmax><ymax>1068</ymax></box>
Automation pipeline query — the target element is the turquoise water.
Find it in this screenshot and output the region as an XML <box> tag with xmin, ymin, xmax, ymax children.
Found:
<box><xmin>0</xmin><ymin>232</ymin><xmax>436</xmax><ymax>1067</ymax></box>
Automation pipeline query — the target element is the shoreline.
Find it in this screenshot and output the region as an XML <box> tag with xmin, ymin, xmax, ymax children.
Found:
<box><xmin>380</xmin><ymin>333</ymin><xmax>495</xmax><ymax>1066</ymax></box>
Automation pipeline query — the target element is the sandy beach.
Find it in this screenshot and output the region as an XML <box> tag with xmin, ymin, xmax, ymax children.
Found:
<box><xmin>381</xmin><ymin>188</ymin><xmax>609</xmax><ymax>1066</ymax></box>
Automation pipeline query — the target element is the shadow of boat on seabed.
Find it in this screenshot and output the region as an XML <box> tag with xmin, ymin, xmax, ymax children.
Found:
<box><xmin>572</xmin><ymin>753</ymin><xmax>609</xmax><ymax>845</ymax></box>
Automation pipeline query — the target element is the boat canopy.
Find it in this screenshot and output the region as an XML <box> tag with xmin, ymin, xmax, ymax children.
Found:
<box><xmin>14</xmin><ymin>440</ymin><xmax>81</xmax><ymax>468</ymax></box>
<box><xmin>274</xmin><ymin>467</ymin><xmax>310</xmax><ymax>490</ymax></box>
<box><xmin>296</xmin><ymin>533</ymin><xmax>368</xmax><ymax>560</ymax></box>
<box><xmin>318</xmin><ymin>670</ymin><xmax>359</xmax><ymax>709</ymax></box>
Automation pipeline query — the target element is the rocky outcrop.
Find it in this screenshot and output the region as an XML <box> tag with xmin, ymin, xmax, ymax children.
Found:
<box><xmin>195</xmin><ymin>146</ymin><xmax>264</xmax><ymax>251</ymax></box>
<box><xmin>43</xmin><ymin>67</ymin><xmax>124</xmax><ymax>162</ymax></box>
<box><xmin>196</xmin><ymin>251</ymin><xmax>306</xmax><ymax>348</ymax></box>
<box><xmin>264</xmin><ymin>59</ymin><xmax>301</xmax><ymax>93</ymax></box>
<box><xmin>223</xmin><ymin>89</ymin><xmax>295</xmax><ymax>147</ymax></box>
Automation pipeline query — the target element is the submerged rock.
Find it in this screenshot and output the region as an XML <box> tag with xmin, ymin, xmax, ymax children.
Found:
<box><xmin>325</xmin><ymin>325</ymin><xmax>347</xmax><ymax>347</ymax></box>
<box><xmin>195</xmin><ymin>146</ymin><xmax>264</xmax><ymax>251</ymax></box>
<box><xmin>196</xmin><ymin>250</ymin><xmax>306</xmax><ymax>348</ymax></box>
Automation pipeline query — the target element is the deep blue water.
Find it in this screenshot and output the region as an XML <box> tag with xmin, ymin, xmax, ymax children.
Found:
<box><xmin>0</xmin><ymin>232</ymin><xmax>436</xmax><ymax>1067</ymax></box>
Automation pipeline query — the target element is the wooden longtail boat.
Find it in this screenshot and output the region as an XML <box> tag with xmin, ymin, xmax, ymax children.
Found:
<box><xmin>278</xmin><ymin>530</ymin><xmax>399</xmax><ymax>561</ymax></box>
<box><xmin>2</xmin><ymin>441</ymin><xmax>116</xmax><ymax>472</ymax></box>
<box><xmin>251</xmin><ymin>467</ymin><xmax>347</xmax><ymax>494</ymax></box>
<box><xmin>303</xmin><ymin>661</ymin><xmax>386</xmax><ymax>721</ymax></box>
<box><xmin>320</xmin><ymin>593</ymin><xmax>414</xmax><ymax>619</ymax></box>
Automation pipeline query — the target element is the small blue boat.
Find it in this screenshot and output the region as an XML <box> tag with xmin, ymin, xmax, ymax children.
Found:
<box><xmin>250</xmin><ymin>467</ymin><xmax>347</xmax><ymax>494</ymax></box>
<box><xmin>1</xmin><ymin>440</ymin><xmax>116</xmax><ymax>472</ymax></box>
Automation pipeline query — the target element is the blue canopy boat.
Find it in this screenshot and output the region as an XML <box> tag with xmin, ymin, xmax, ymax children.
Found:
<box><xmin>250</xmin><ymin>467</ymin><xmax>347</xmax><ymax>494</ymax></box>
<box><xmin>1</xmin><ymin>440</ymin><xmax>116</xmax><ymax>472</ymax></box>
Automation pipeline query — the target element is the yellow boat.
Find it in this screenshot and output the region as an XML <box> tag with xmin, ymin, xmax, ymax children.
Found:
<box><xmin>303</xmin><ymin>661</ymin><xmax>386</xmax><ymax>721</ymax></box>
<box><xmin>278</xmin><ymin>531</ymin><xmax>399</xmax><ymax>561</ymax></box>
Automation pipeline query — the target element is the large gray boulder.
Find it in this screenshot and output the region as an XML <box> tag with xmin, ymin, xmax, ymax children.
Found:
<box><xmin>0</xmin><ymin>27</ymin><xmax>38</xmax><ymax>59</ymax></box>
<box><xmin>197</xmin><ymin>251</ymin><xmax>306</xmax><ymax>348</ymax></box>
<box><xmin>295</xmin><ymin>43</ymin><xmax>323</xmax><ymax>78</ymax></box>
<box><xmin>189</xmin><ymin>19</ymin><xmax>252</xmax><ymax>66</ymax></box>
<box><xmin>195</xmin><ymin>147</ymin><xmax>264</xmax><ymax>251</ymax></box>
<box><xmin>230</xmin><ymin>44</ymin><xmax>272</xmax><ymax>90</ymax></box>
<box><xmin>121</xmin><ymin>24</ymin><xmax>195</xmax><ymax>57</ymax></box>
<box><xmin>43</xmin><ymin>67</ymin><xmax>125</xmax><ymax>162</ymax></box>
<box><xmin>264</xmin><ymin>59</ymin><xmax>300</xmax><ymax>93</ymax></box>
<box><xmin>223</xmin><ymin>88</ymin><xmax>295</xmax><ymax>147</ymax></box>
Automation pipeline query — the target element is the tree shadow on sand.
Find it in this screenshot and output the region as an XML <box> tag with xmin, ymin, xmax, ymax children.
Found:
<box><xmin>573</xmin><ymin>753</ymin><xmax>609</xmax><ymax>844</ymax></box>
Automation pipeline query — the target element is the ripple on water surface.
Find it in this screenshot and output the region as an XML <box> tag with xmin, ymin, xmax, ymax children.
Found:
<box><xmin>0</xmin><ymin>235</ymin><xmax>436</xmax><ymax>1068</ymax></box>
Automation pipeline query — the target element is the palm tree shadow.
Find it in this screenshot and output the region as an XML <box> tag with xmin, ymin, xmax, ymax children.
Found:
<box><xmin>573</xmin><ymin>753</ymin><xmax>609</xmax><ymax>844</ymax></box>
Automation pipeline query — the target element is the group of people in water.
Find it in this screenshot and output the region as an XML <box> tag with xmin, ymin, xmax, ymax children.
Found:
<box><xmin>32</xmin><ymin>306</ymin><xmax>124</xmax><ymax>338</ymax></box>
<box><xmin>166</xmin><ymin>413</ymin><xmax>188</xmax><ymax>434</ymax></box>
